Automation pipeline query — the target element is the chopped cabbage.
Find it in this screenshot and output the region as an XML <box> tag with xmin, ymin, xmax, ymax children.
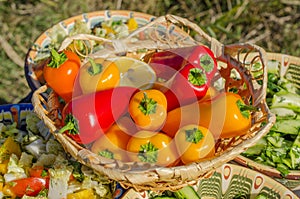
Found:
<box><xmin>36</xmin><ymin>120</ymin><xmax>51</xmax><ymax>139</ymax></box>
<box><xmin>46</xmin><ymin>139</ymin><xmax>64</xmax><ymax>155</ymax></box>
<box><xmin>53</xmin><ymin>154</ymin><xmax>69</xmax><ymax>168</ymax></box>
<box><xmin>21</xmin><ymin>196</ymin><xmax>47</xmax><ymax>199</ymax></box>
<box><xmin>81</xmin><ymin>176</ymin><xmax>112</xmax><ymax>198</ymax></box>
<box><xmin>0</xmin><ymin>105</ymin><xmax>115</xmax><ymax>198</ymax></box>
<box><xmin>4</xmin><ymin>154</ymin><xmax>27</xmax><ymax>182</ymax></box>
<box><xmin>24</xmin><ymin>138</ymin><xmax>46</xmax><ymax>158</ymax></box>
<box><xmin>33</xmin><ymin>153</ymin><xmax>57</xmax><ymax>167</ymax></box>
<box><xmin>48</xmin><ymin>167</ymin><xmax>72</xmax><ymax>199</ymax></box>
<box><xmin>26</xmin><ymin>112</ymin><xmax>41</xmax><ymax>134</ymax></box>
<box><xmin>7</xmin><ymin>154</ymin><xmax>25</xmax><ymax>174</ymax></box>
<box><xmin>69</xmin><ymin>20</ymin><xmax>91</xmax><ymax>36</ymax></box>
<box><xmin>18</xmin><ymin>152</ymin><xmax>34</xmax><ymax>168</ymax></box>
<box><xmin>0</xmin><ymin>122</ymin><xmax>21</xmax><ymax>138</ymax></box>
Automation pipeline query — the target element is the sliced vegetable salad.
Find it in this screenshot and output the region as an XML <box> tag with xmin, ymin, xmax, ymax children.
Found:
<box><xmin>242</xmin><ymin>61</ymin><xmax>300</xmax><ymax>176</ymax></box>
<box><xmin>0</xmin><ymin>111</ymin><xmax>114</xmax><ymax>198</ymax></box>
<box><xmin>34</xmin><ymin>18</ymin><xmax>137</xmax><ymax>62</ymax></box>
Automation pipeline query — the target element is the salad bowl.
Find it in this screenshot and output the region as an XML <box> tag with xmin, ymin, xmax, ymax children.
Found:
<box><xmin>0</xmin><ymin>103</ymin><xmax>33</xmax><ymax>127</ymax></box>
<box><xmin>235</xmin><ymin>52</ymin><xmax>300</xmax><ymax>191</ymax></box>
<box><xmin>24</xmin><ymin>10</ymin><xmax>156</xmax><ymax>93</ymax></box>
<box><xmin>116</xmin><ymin>163</ymin><xmax>299</xmax><ymax>198</ymax></box>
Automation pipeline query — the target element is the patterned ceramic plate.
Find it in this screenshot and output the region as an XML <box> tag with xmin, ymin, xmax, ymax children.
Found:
<box><xmin>234</xmin><ymin>53</ymin><xmax>300</xmax><ymax>191</ymax></box>
<box><xmin>0</xmin><ymin>103</ymin><xmax>33</xmax><ymax>127</ymax></box>
<box><xmin>116</xmin><ymin>163</ymin><xmax>299</xmax><ymax>199</ymax></box>
<box><xmin>197</xmin><ymin>163</ymin><xmax>298</xmax><ymax>199</ymax></box>
<box><xmin>24</xmin><ymin>10</ymin><xmax>156</xmax><ymax>93</ymax></box>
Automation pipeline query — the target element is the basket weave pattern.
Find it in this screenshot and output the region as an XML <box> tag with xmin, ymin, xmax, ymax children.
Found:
<box><xmin>32</xmin><ymin>14</ymin><xmax>276</xmax><ymax>191</ymax></box>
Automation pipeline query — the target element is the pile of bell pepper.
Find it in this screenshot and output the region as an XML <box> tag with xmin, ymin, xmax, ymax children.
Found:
<box><xmin>43</xmin><ymin>44</ymin><xmax>255</xmax><ymax>167</ymax></box>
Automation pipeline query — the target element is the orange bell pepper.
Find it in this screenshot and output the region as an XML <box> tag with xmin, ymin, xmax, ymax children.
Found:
<box><xmin>129</xmin><ymin>89</ymin><xmax>167</xmax><ymax>131</ymax></box>
<box><xmin>174</xmin><ymin>124</ymin><xmax>215</xmax><ymax>164</ymax></box>
<box><xmin>126</xmin><ymin>130</ymin><xmax>179</xmax><ymax>167</ymax></box>
<box><xmin>162</xmin><ymin>92</ymin><xmax>253</xmax><ymax>139</ymax></box>
<box><xmin>43</xmin><ymin>49</ymin><xmax>81</xmax><ymax>102</ymax></box>
<box><xmin>91</xmin><ymin>116</ymin><xmax>137</xmax><ymax>162</ymax></box>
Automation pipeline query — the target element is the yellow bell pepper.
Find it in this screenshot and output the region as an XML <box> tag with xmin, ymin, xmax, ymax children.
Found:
<box><xmin>79</xmin><ymin>58</ymin><xmax>120</xmax><ymax>94</ymax></box>
<box><xmin>0</xmin><ymin>136</ymin><xmax>21</xmax><ymax>162</ymax></box>
<box><xmin>0</xmin><ymin>160</ymin><xmax>9</xmax><ymax>174</ymax></box>
<box><xmin>0</xmin><ymin>175</ymin><xmax>4</xmax><ymax>191</ymax></box>
<box><xmin>67</xmin><ymin>189</ymin><xmax>97</xmax><ymax>199</ymax></box>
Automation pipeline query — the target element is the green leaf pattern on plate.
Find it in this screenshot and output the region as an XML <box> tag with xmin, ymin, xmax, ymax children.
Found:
<box><xmin>196</xmin><ymin>164</ymin><xmax>296</xmax><ymax>199</ymax></box>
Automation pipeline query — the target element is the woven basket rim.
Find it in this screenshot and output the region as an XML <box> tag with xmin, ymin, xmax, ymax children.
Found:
<box><xmin>235</xmin><ymin>154</ymin><xmax>300</xmax><ymax>180</ymax></box>
<box><xmin>267</xmin><ymin>52</ymin><xmax>300</xmax><ymax>61</ymax></box>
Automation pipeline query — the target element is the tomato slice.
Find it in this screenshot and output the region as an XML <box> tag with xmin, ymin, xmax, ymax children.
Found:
<box><xmin>29</xmin><ymin>166</ymin><xmax>49</xmax><ymax>178</ymax></box>
<box><xmin>6</xmin><ymin>177</ymin><xmax>48</xmax><ymax>197</ymax></box>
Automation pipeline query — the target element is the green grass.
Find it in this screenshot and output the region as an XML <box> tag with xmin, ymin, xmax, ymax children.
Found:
<box><xmin>0</xmin><ymin>0</ymin><xmax>299</xmax><ymax>104</ymax></box>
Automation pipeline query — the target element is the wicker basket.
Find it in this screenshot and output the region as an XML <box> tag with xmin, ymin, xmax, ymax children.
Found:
<box><xmin>31</xmin><ymin>14</ymin><xmax>276</xmax><ymax>191</ymax></box>
<box><xmin>235</xmin><ymin>52</ymin><xmax>300</xmax><ymax>190</ymax></box>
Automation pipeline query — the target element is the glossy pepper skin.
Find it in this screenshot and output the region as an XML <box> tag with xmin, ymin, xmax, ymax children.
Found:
<box><xmin>79</xmin><ymin>58</ymin><xmax>120</xmax><ymax>94</ymax></box>
<box><xmin>60</xmin><ymin>87</ymin><xmax>138</xmax><ymax>144</ymax></box>
<box><xmin>43</xmin><ymin>49</ymin><xmax>81</xmax><ymax>102</ymax></box>
<box><xmin>196</xmin><ymin>92</ymin><xmax>254</xmax><ymax>139</ymax></box>
<box><xmin>129</xmin><ymin>89</ymin><xmax>167</xmax><ymax>131</ymax></box>
<box><xmin>91</xmin><ymin>116</ymin><xmax>137</xmax><ymax>162</ymax></box>
<box><xmin>162</xmin><ymin>92</ymin><xmax>254</xmax><ymax>139</ymax></box>
<box><xmin>174</xmin><ymin>124</ymin><xmax>215</xmax><ymax>165</ymax></box>
<box><xmin>187</xmin><ymin>45</ymin><xmax>218</xmax><ymax>80</ymax></box>
<box><xmin>126</xmin><ymin>130</ymin><xmax>179</xmax><ymax>167</ymax></box>
<box><xmin>148</xmin><ymin>45</ymin><xmax>217</xmax><ymax>80</ymax></box>
<box><xmin>148</xmin><ymin>46</ymin><xmax>195</xmax><ymax>80</ymax></box>
<box><xmin>163</xmin><ymin>45</ymin><xmax>218</xmax><ymax>111</ymax></box>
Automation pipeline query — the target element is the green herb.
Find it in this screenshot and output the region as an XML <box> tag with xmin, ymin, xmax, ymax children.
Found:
<box><xmin>242</xmin><ymin>63</ymin><xmax>300</xmax><ymax>176</ymax></box>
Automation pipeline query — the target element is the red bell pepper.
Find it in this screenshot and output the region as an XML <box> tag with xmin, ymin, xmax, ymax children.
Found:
<box><xmin>187</xmin><ymin>45</ymin><xmax>218</xmax><ymax>79</ymax></box>
<box><xmin>59</xmin><ymin>87</ymin><xmax>138</xmax><ymax>144</ymax></box>
<box><xmin>148</xmin><ymin>45</ymin><xmax>217</xmax><ymax>82</ymax></box>
<box><xmin>148</xmin><ymin>46</ymin><xmax>196</xmax><ymax>80</ymax></box>
<box><xmin>164</xmin><ymin>46</ymin><xmax>218</xmax><ymax>111</ymax></box>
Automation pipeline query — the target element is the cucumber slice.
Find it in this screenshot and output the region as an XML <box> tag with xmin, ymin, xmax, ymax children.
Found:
<box><xmin>174</xmin><ymin>186</ymin><xmax>200</xmax><ymax>199</ymax></box>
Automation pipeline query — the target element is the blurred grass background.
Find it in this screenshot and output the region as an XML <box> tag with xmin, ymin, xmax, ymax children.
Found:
<box><xmin>0</xmin><ymin>0</ymin><xmax>299</xmax><ymax>104</ymax></box>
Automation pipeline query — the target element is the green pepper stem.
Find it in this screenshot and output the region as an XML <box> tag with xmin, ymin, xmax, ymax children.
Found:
<box><xmin>138</xmin><ymin>142</ymin><xmax>158</xmax><ymax>163</ymax></box>
<box><xmin>58</xmin><ymin>114</ymin><xmax>79</xmax><ymax>135</ymax></box>
<box><xmin>139</xmin><ymin>92</ymin><xmax>157</xmax><ymax>115</ymax></box>
<box><xmin>236</xmin><ymin>100</ymin><xmax>258</xmax><ymax>119</ymax></box>
<box><xmin>185</xmin><ymin>127</ymin><xmax>204</xmax><ymax>144</ymax></box>
<box><xmin>48</xmin><ymin>49</ymin><xmax>68</xmax><ymax>68</ymax></box>
<box><xmin>188</xmin><ymin>68</ymin><xmax>207</xmax><ymax>86</ymax></box>
<box><xmin>87</xmin><ymin>58</ymin><xmax>103</xmax><ymax>75</ymax></box>
<box><xmin>58</xmin><ymin>122</ymin><xmax>74</xmax><ymax>134</ymax></box>
<box><xmin>200</xmin><ymin>54</ymin><xmax>214</xmax><ymax>73</ymax></box>
<box><xmin>98</xmin><ymin>149</ymin><xmax>114</xmax><ymax>159</ymax></box>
